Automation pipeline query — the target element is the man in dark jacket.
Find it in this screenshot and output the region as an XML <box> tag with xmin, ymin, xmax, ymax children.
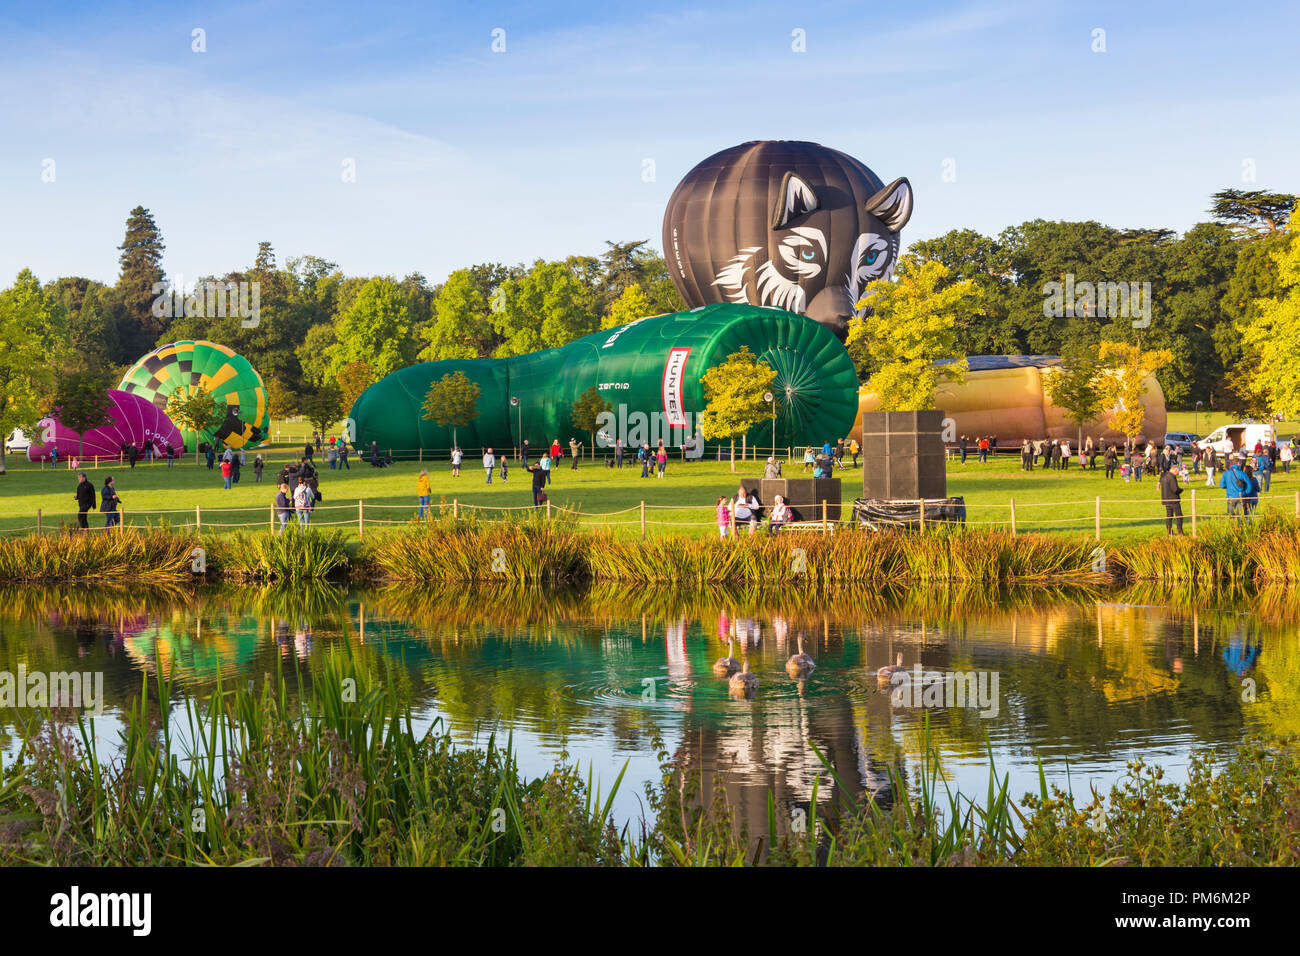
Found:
<box><xmin>1104</xmin><ymin>444</ymin><xmax>1118</xmax><ymax>479</ymax></box>
<box><xmin>1158</xmin><ymin>467</ymin><xmax>1185</xmax><ymax>534</ymax></box>
<box><xmin>1219</xmin><ymin>456</ymin><xmax>1252</xmax><ymax>519</ymax></box>
<box><xmin>74</xmin><ymin>472</ymin><xmax>95</xmax><ymax>530</ymax></box>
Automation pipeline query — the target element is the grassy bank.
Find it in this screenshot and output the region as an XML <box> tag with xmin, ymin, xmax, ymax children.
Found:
<box><xmin>8</xmin><ymin>513</ymin><xmax>1300</xmax><ymax>586</ymax></box>
<box><xmin>1</xmin><ymin>657</ymin><xmax>1295</xmax><ymax>866</ymax></box>
<box><xmin>7</xmin><ymin>446</ymin><xmax>1300</xmax><ymax>542</ymax></box>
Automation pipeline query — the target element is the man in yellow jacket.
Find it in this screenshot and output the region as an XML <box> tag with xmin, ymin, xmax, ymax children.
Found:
<box><xmin>417</xmin><ymin>468</ymin><xmax>431</xmax><ymax>519</ymax></box>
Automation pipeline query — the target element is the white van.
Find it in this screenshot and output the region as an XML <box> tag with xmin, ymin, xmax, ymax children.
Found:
<box><xmin>4</xmin><ymin>428</ymin><xmax>30</xmax><ymax>454</ymax></box>
<box><xmin>1196</xmin><ymin>423</ymin><xmax>1277</xmax><ymax>457</ymax></box>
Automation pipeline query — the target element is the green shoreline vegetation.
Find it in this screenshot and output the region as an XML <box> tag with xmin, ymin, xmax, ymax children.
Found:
<box><xmin>5</xmin><ymin>512</ymin><xmax>1300</xmax><ymax>587</ymax></box>
<box><xmin>1</xmin><ymin>656</ymin><xmax>1295</xmax><ymax>866</ymax></box>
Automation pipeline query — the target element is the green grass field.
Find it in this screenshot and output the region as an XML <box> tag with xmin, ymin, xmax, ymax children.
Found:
<box><xmin>3</xmin><ymin>438</ymin><xmax>1297</xmax><ymax>542</ymax></box>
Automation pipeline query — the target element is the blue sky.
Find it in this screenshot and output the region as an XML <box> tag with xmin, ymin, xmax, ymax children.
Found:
<box><xmin>2</xmin><ymin>0</ymin><xmax>1297</xmax><ymax>287</ymax></box>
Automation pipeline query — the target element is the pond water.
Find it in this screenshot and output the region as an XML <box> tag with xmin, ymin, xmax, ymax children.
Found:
<box><xmin>2</xmin><ymin>585</ymin><xmax>1296</xmax><ymax>834</ymax></box>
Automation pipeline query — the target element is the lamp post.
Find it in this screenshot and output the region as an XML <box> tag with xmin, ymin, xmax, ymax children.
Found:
<box><xmin>1195</xmin><ymin>400</ymin><xmax>1203</xmax><ymax>438</ymax></box>
<box><xmin>510</xmin><ymin>396</ymin><xmax>521</xmax><ymax>460</ymax></box>
<box><xmin>764</xmin><ymin>391</ymin><xmax>775</xmax><ymax>457</ymax></box>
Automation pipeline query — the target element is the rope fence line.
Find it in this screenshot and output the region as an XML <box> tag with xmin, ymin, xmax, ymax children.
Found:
<box><xmin>4</xmin><ymin>486</ymin><xmax>1298</xmax><ymax>540</ymax></box>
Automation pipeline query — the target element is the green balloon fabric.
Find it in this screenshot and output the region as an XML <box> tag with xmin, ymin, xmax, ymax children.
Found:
<box><xmin>348</xmin><ymin>303</ymin><xmax>858</xmax><ymax>457</ymax></box>
<box><xmin>118</xmin><ymin>340</ymin><xmax>270</xmax><ymax>451</ymax></box>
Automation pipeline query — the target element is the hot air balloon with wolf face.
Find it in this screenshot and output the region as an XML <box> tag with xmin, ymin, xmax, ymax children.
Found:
<box><xmin>118</xmin><ymin>341</ymin><xmax>269</xmax><ymax>451</ymax></box>
<box><xmin>662</xmin><ymin>140</ymin><xmax>913</xmax><ymax>339</ymax></box>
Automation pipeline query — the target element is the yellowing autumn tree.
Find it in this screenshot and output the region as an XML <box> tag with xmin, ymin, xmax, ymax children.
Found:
<box><xmin>698</xmin><ymin>346</ymin><xmax>777</xmax><ymax>470</ymax></box>
<box><xmin>1097</xmin><ymin>341</ymin><xmax>1174</xmax><ymax>439</ymax></box>
<box><xmin>1237</xmin><ymin>228</ymin><xmax>1300</xmax><ymax>417</ymax></box>
<box><xmin>848</xmin><ymin>258</ymin><xmax>980</xmax><ymax>410</ymax></box>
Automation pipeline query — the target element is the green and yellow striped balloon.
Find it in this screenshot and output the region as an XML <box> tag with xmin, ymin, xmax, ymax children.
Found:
<box><xmin>118</xmin><ymin>340</ymin><xmax>270</xmax><ymax>450</ymax></box>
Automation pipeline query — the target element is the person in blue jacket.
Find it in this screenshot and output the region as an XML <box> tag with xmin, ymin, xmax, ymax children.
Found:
<box><xmin>1254</xmin><ymin>448</ymin><xmax>1273</xmax><ymax>493</ymax></box>
<box><xmin>1218</xmin><ymin>455</ymin><xmax>1253</xmax><ymax>519</ymax></box>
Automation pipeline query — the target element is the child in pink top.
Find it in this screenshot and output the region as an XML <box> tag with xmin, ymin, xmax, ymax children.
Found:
<box><xmin>715</xmin><ymin>496</ymin><xmax>731</xmax><ymax>538</ymax></box>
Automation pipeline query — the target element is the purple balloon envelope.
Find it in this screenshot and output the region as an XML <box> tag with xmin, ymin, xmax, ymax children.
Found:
<box><xmin>27</xmin><ymin>389</ymin><xmax>185</xmax><ymax>462</ymax></box>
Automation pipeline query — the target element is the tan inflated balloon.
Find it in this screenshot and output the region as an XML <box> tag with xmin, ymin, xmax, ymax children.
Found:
<box><xmin>851</xmin><ymin>357</ymin><xmax>1167</xmax><ymax>445</ymax></box>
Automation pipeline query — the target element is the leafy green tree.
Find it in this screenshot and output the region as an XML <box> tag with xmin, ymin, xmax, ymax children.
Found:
<box><xmin>698</xmin><ymin>346</ymin><xmax>777</xmax><ymax>470</ymax></box>
<box><xmin>52</xmin><ymin>371</ymin><xmax>114</xmax><ymax>458</ymax></box>
<box><xmin>165</xmin><ymin>386</ymin><xmax>224</xmax><ymax>457</ymax></box>
<box><xmin>601</xmin><ymin>283</ymin><xmax>652</xmax><ymax>329</ymax></box>
<box><xmin>848</xmin><ymin>258</ymin><xmax>980</xmax><ymax>409</ymax></box>
<box><xmin>1042</xmin><ymin>345</ymin><xmax>1104</xmax><ymax>446</ymax></box>
<box><xmin>300</xmin><ymin>382</ymin><xmax>346</xmax><ymax>436</ymax></box>
<box><xmin>1210</xmin><ymin>189</ymin><xmax>1298</xmax><ymax>236</ymax></box>
<box><xmin>570</xmin><ymin>385</ymin><xmax>612</xmax><ymax>448</ymax></box>
<box><xmin>494</xmin><ymin>260</ymin><xmax>599</xmax><ymax>357</ymax></box>
<box><xmin>326</xmin><ymin>277</ymin><xmax>415</xmax><ymax>380</ymax></box>
<box><xmin>418</xmin><ymin>266</ymin><xmax>509</xmax><ymax>360</ymax></box>
<box><xmin>0</xmin><ymin>269</ymin><xmax>68</xmax><ymax>474</ymax></box>
<box><xmin>422</xmin><ymin>370</ymin><xmax>481</xmax><ymax>448</ymax></box>
<box><xmin>298</xmin><ymin>323</ymin><xmax>341</xmax><ymax>389</ymax></box>
<box><xmin>336</xmin><ymin>360</ymin><xmax>375</xmax><ymax>413</ymax></box>
<box><xmin>115</xmin><ymin>206</ymin><xmax>167</xmax><ymax>360</ymax></box>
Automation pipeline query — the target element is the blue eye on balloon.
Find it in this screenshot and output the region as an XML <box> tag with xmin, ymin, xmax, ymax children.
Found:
<box><xmin>864</xmin><ymin>251</ymin><xmax>879</xmax><ymax>264</ymax></box>
<box><xmin>800</xmin><ymin>249</ymin><xmax>815</xmax><ymax>260</ymax></box>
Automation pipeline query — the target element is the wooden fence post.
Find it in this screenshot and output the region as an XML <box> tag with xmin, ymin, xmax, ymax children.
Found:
<box><xmin>1191</xmin><ymin>489</ymin><xmax>1198</xmax><ymax>538</ymax></box>
<box><xmin>359</xmin><ymin>500</ymin><xmax>364</xmax><ymax>538</ymax></box>
<box><xmin>1095</xmin><ymin>496</ymin><xmax>1101</xmax><ymax>541</ymax></box>
<box><xmin>36</xmin><ymin>508</ymin><xmax>42</xmax><ymax>535</ymax></box>
<box><xmin>918</xmin><ymin>499</ymin><xmax>925</xmax><ymax>533</ymax></box>
<box><xmin>453</xmin><ymin>498</ymin><xmax>459</xmax><ymax>520</ymax></box>
<box><xmin>1009</xmin><ymin>497</ymin><xmax>1017</xmax><ymax>537</ymax></box>
<box><xmin>270</xmin><ymin>505</ymin><xmax>275</xmax><ymax>533</ymax></box>
<box><xmin>822</xmin><ymin>499</ymin><xmax>828</xmax><ymax>533</ymax></box>
<box><xmin>547</xmin><ymin>499</ymin><xmax>552</xmax><ymax>520</ymax></box>
<box><xmin>196</xmin><ymin>505</ymin><xmax>201</xmax><ymax>531</ymax></box>
<box><xmin>640</xmin><ymin>500</ymin><xmax>646</xmax><ymax>539</ymax></box>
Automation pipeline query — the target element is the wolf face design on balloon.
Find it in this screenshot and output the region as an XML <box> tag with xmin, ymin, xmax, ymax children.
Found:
<box><xmin>711</xmin><ymin>171</ymin><xmax>913</xmax><ymax>336</ymax></box>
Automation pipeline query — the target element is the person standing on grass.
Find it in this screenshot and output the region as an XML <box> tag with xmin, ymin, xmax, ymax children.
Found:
<box><xmin>451</xmin><ymin>446</ymin><xmax>462</xmax><ymax>477</ymax></box>
<box><xmin>528</xmin><ymin>460</ymin><xmax>547</xmax><ymax>507</ymax></box>
<box><xmin>231</xmin><ymin>451</ymin><xmax>242</xmax><ymax>484</ymax></box>
<box><xmin>303</xmin><ymin>442</ymin><xmax>314</xmax><ymax>462</ymax></box>
<box><xmin>715</xmin><ymin>496</ymin><xmax>731</xmax><ymax>539</ymax></box>
<box><xmin>550</xmin><ymin>438</ymin><xmax>562</xmax><ymax>466</ymax></box>
<box><xmin>483</xmin><ymin>447</ymin><xmax>495</xmax><ymax>484</ymax></box>
<box><xmin>764</xmin><ymin>456</ymin><xmax>781</xmax><ymax>479</ymax></box>
<box><xmin>1281</xmin><ymin>442</ymin><xmax>1293</xmax><ymax>474</ymax></box>
<box><xmin>166</xmin><ymin>444</ymin><xmax>174</xmax><ymax>469</ymax></box>
<box><xmin>254</xmin><ymin>454</ymin><xmax>264</xmax><ymax>482</ymax></box>
<box><xmin>640</xmin><ymin>447</ymin><xmax>651</xmax><ymax>478</ymax></box>
<box><xmin>49</xmin><ymin>446</ymin><xmax>58</xmax><ymax>468</ymax></box>
<box><xmin>1159</xmin><ymin>465</ymin><xmax>1185</xmax><ymax>535</ymax></box>
<box><xmin>205</xmin><ymin>445</ymin><xmax>215</xmax><ymax>470</ymax></box>
<box><xmin>416</xmin><ymin>468</ymin><xmax>431</xmax><ymax>519</ymax></box>
<box><xmin>221</xmin><ymin>456</ymin><xmax>233</xmax><ymax>490</ymax></box>
<box><xmin>570</xmin><ymin>438</ymin><xmax>580</xmax><ymax>469</ymax></box>
<box><xmin>275</xmin><ymin>482</ymin><xmax>293</xmax><ymax>534</ymax></box>
<box><xmin>976</xmin><ymin>436</ymin><xmax>988</xmax><ymax>463</ymax></box>
<box><xmin>803</xmin><ymin>446</ymin><xmax>814</xmax><ymax>471</ymax></box>
<box><xmin>127</xmin><ymin>444</ymin><xmax>138</xmax><ymax>469</ymax></box>
<box><xmin>1219</xmin><ymin>455</ymin><xmax>1250</xmax><ymax>519</ymax></box>
<box><xmin>1254</xmin><ymin>447</ymin><xmax>1272</xmax><ymax>493</ymax></box>
<box><xmin>656</xmin><ymin>444</ymin><xmax>667</xmax><ymax>478</ymax></box>
<box><xmin>850</xmin><ymin>438</ymin><xmax>860</xmax><ymax>466</ymax></box>
<box><xmin>1130</xmin><ymin>448</ymin><xmax>1144</xmax><ymax>482</ymax></box>
<box><xmin>1061</xmin><ymin>439</ymin><xmax>1072</xmax><ymax>469</ymax></box>
<box><xmin>339</xmin><ymin>442</ymin><xmax>350</xmax><ymax>470</ymax></box>
<box><xmin>100</xmin><ymin>476</ymin><xmax>120</xmax><ymax>530</ymax></box>
<box><xmin>294</xmin><ymin>476</ymin><xmax>314</xmax><ymax>527</ymax></box>
<box><xmin>1205</xmin><ymin>449</ymin><xmax>1218</xmax><ymax>487</ymax></box>
<box><xmin>615</xmin><ymin>439</ymin><xmax>624</xmax><ymax>469</ymax></box>
<box><xmin>541</xmin><ymin>452</ymin><xmax>552</xmax><ymax>486</ymax></box>
<box><xmin>500</xmin><ymin>453</ymin><xmax>509</xmax><ymax>482</ymax></box>
<box><xmin>1104</xmin><ymin>443</ymin><xmax>1118</xmax><ymax>479</ymax></box>
<box><xmin>74</xmin><ymin>472</ymin><xmax>95</xmax><ymax>530</ymax></box>
<box><xmin>327</xmin><ymin>444</ymin><xmax>337</xmax><ymax>470</ymax></box>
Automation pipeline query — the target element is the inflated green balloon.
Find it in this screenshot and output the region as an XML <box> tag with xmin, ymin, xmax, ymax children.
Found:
<box><xmin>118</xmin><ymin>340</ymin><xmax>270</xmax><ymax>450</ymax></box>
<box><xmin>349</xmin><ymin>303</ymin><xmax>858</xmax><ymax>456</ymax></box>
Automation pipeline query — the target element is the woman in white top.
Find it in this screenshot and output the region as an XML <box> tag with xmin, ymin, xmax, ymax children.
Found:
<box><xmin>767</xmin><ymin>495</ymin><xmax>791</xmax><ymax>536</ymax></box>
<box><xmin>451</xmin><ymin>446</ymin><xmax>462</xmax><ymax>477</ymax></box>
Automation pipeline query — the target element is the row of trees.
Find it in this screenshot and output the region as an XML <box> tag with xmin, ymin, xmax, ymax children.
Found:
<box><xmin>2</xmin><ymin>188</ymin><xmax>1297</xmax><ymax>471</ymax></box>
